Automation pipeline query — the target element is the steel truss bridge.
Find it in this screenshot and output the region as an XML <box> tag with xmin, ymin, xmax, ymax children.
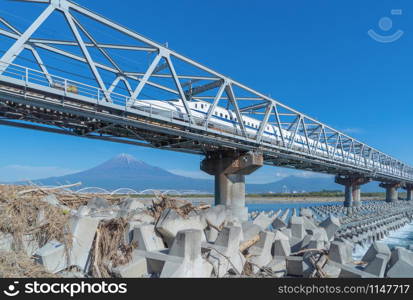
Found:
<box><xmin>0</xmin><ymin>0</ymin><xmax>412</xmax><ymax>189</ymax></box>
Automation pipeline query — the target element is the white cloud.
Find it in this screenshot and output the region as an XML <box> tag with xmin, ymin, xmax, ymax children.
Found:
<box><xmin>0</xmin><ymin>165</ymin><xmax>79</xmax><ymax>182</ymax></box>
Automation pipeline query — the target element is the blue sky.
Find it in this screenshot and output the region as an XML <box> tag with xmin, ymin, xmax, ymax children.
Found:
<box><xmin>0</xmin><ymin>0</ymin><xmax>412</xmax><ymax>184</ymax></box>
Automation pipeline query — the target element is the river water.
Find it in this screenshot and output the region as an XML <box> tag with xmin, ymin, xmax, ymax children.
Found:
<box><xmin>352</xmin><ymin>221</ymin><xmax>413</xmax><ymax>260</ymax></box>
<box><xmin>246</xmin><ymin>201</ymin><xmax>413</xmax><ymax>259</ymax></box>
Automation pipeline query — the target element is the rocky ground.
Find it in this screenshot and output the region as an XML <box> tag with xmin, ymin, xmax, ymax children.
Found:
<box><xmin>0</xmin><ymin>184</ymin><xmax>412</xmax><ymax>278</ymax></box>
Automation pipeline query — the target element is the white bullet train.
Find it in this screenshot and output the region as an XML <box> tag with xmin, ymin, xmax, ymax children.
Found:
<box><xmin>131</xmin><ymin>99</ymin><xmax>379</xmax><ymax>169</ymax></box>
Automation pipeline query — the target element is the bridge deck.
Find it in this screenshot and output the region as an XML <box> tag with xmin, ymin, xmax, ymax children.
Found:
<box><xmin>0</xmin><ymin>66</ymin><xmax>411</xmax><ymax>185</ymax></box>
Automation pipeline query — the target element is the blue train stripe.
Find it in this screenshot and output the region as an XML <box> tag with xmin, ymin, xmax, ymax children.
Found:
<box><xmin>191</xmin><ymin>108</ymin><xmax>278</xmax><ymax>137</ymax></box>
<box><xmin>191</xmin><ymin>108</ymin><xmax>333</xmax><ymax>151</ymax></box>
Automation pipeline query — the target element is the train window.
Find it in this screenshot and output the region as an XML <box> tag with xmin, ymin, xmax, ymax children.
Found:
<box><xmin>201</xmin><ymin>104</ymin><xmax>204</xmax><ymax>109</ymax></box>
<box><xmin>225</xmin><ymin>114</ymin><xmax>228</xmax><ymax>119</ymax></box>
<box><xmin>220</xmin><ymin>113</ymin><xmax>223</xmax><ymax>117</ymax></box>
<box><xmin>195</xmin><ymin>104</ymin><xmax>197</xmax><ymax>108</ymax></box>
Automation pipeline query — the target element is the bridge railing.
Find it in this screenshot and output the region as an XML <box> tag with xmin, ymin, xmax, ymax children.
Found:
<box><xmin>0</xmin><ymin>61</ymin><xmax>181</xmax><ymax>119</ymax></box>
<box><xmin>0</xmin><ymin>61</ymin><xmax>124</xmax><ymax>104</ymax></box>
<box><xmin>1</xmin><ymin>60</ymin><xmax>413</xmax><ymax>182</ymax></box>
<box><xmin>0</xmin><ymin>60</ymin><xmax>256</xmax><ymax>137</ymax></box>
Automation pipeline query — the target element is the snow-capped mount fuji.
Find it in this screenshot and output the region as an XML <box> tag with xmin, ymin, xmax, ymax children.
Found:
<box><xmin>83</xmin><ymin>153</ymin><xmax>171</xmax><ymax>178</ymax></box>
<box><xmin>21</xmin><ymin>153</ymin><xmax>379</xmax><ymax>193</ymax></box>
<box><xmin>31</xmin><ymin>153</ymin><xmax>212</xmax><ymax>192</ymax></box>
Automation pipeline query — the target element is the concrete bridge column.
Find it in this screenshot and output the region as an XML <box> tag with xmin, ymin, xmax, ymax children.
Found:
<box><xmin>201</xmin><ymin>151</ymin><xmax>263</xmax><ymax>221</ymax></box>
<box><xmin>352</xmin><ymin>184</ymin><xmax>362</xmax><ymax>207</ymax></box>
<box><xmin>379</xmin><ymin>182</ymin><xmax>401</xmax><ymax>203</ymax></box>
<box><xmin>403</xmin><ymin>184</ymin><xmax>413</xmax><ymax>201</ymax></box>
<box><xmin>335</xmin><ymin>175</ymin><xmax>371</xmax><ymax>208</ymax></box>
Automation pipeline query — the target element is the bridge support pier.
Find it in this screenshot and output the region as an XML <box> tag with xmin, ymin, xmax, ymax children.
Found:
<box><xmin>379</xmin><ymin>183</ymin><xmax>401</xmax><ymax>203</ymax></box>
<box><xmin>403</xmin><ymin>184</ymin><xmax>413</xmax><ymax>201</ymax></box>
<box><xmin>201</xmin><ymin>151</ymin><xmax>263</xmax><ymax>221</ymax></box>
<box><xmin>335</xmin><ymin>175</ymin><xmax>371</xmax><ymax>208</ymax></box>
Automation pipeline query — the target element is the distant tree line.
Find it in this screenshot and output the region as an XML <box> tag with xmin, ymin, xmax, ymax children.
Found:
<box><xmin>128</xmin><ymin>190</ymin><xmax>406</xmax><ymax>198</ymax></box>
<box><xmin>246</xmin><ymin>190</ymin><xmax>387</xmax><ymax>198</ymax></box>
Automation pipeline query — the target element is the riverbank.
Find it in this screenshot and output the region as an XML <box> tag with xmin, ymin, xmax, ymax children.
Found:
<box><xmin>174</xmin><ymin>196</ymin><xmax>384</xmax><ymax>205</ymax></box>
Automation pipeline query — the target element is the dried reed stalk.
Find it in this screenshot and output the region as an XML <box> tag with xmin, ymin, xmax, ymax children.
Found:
<box><xmin>90</xmin><ymin>218</ymin><xmax>134</xmax><ymax>278</ymax></box>
<box><xmin>0</xmin><ymin>251</ymin><xmax>58</xmax><ymax>278</ymax></box>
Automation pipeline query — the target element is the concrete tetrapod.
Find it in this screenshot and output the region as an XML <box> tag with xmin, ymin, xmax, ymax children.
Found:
<box><xmin>156</xmin><ymin>209</ymin><xmax>206</xmax><ymax>247</ymax></box>
<box><xmin>160</xmin><ymin>229</ymin><xmax>213</xmax><ymax>278</ymax></box>
<box><xmin>205</xmin><ymin>226</ymin><xmax>245</xmax><ymax>277</ymax></box>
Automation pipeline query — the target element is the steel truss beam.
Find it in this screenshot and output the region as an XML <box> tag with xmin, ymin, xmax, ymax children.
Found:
<box><xmin>0</xmin><ymin>0</ymin><xmax>411</xmax><ymax>183</ymax></box>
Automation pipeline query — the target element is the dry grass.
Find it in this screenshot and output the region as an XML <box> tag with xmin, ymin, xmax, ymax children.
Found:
<box><xmin>149</xmin><ymin>195</ymin><xmax>191</xmax><ymax>220</ymax></box>
<box><xmin>0</xmin><ymin>185</ymin><xmax>149</xmax><ymax>278</ymax></box>
<box><xmin>0</xmin><ymin>185</ymin><xmax>73</xmax><ymax>250</ymax></box>
<box><xmin>242</xmin><ymin>261</ymin><xmax>254</xmax><ymax>276</ymax></box>
<box><xmin>90</xmin><ymin>218</ymin><xmax>135</xmax><ymax>278</ymax></box>
<box><xmin>0</xmin><ymin>251</ymin><xmax>58</xmax><ymax>278</ymax></box>
<box><xmin>149</xmin><ymin>194</ymin><xmax>210</xmax><ymax>221</ymax></box>
<box><xmin>0</xmin><ymin>185</ymin><xmax>215</xmax><ymax>278</ymax></box>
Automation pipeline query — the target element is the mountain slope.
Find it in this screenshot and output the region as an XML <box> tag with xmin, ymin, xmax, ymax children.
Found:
<box><xmin>248</xmin><ymin>176</ymin><xmax>380</xmax><ymax>193</ymax></box>
<box><xmin>32</xmin><ymin>153</ymin><xmax>212</xmax><ymax>192</ymax></box>
<box><xmin>22</xmin><ymin>153</ymin><xmax>381</xmax><ymax>193</ymax></box>
<box><xmin>248</xmin><ymin>176</ymin><xmax>338</xmax><ymax>193</ymax></box>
